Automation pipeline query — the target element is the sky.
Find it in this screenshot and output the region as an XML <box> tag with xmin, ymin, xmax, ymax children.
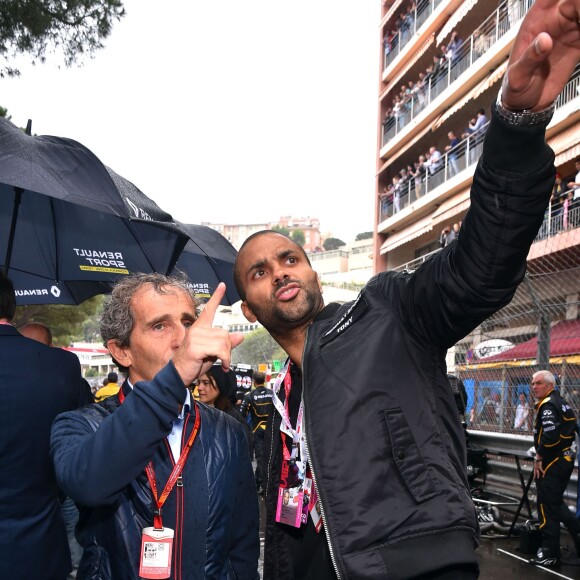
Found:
<box><xmin>1</xmin><ymin>1</ymin><xmax>381</xmax><ymax>243</ymax></box>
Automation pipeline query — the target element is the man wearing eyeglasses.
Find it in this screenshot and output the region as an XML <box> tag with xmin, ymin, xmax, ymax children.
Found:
<box><xmin>529</xmin><ymin>370</ymin><xmax>580</xmax><ymax>568</ymax></box>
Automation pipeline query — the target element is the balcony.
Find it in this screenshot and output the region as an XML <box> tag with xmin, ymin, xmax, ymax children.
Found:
<box><xmin>390</xmin><ymin>202</ymin><xmax>580</xmax><ymax>274</ymax></box>
<box><xmin>380</xmin><ymin>0</ymin><xmax>533</xmax><ymax>150</ymax></box>
<box><xmin>378</xmin><ymin>65</ymin><xmax>580</xmax><ymax>225</ymax></box>
<box><xmin>383</xmin><ymin>0</ymin><xmax>445</xmax><ymax>71</ymax></box>
<box><xmin>379</xmin><ymin>127</ymin><xmax>486</xmax><ymax>222</ymax></box>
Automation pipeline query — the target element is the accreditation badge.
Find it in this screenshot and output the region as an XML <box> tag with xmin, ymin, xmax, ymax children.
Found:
<box><xmin>275</xmin><ymin>485</ymin><xmax>303</xmax><ymax>527</ymax></box>
<box><xmin>139</xmin><ymin>527</ymin><xmax>174</xmax><ymax>579</ymax></box>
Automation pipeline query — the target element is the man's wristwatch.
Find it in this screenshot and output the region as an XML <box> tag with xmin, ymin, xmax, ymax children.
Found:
<box><xmin>495</xmin><ymin>87</ymin><xmax>555</xmax><ymax>127</ymax></box>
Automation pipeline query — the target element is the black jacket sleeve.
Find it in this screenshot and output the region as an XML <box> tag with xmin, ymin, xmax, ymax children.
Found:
<box><xmin>389</xmin><ymin>102</ymin><xmax>555</xmax><ymax>348</ymax></box>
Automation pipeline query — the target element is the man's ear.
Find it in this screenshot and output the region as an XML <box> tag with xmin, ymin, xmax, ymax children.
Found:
<box><xmin>241</xmin><ymin>301</ymin><xmax>257</xmax><ymax>323</ymax></box>
<box><xmin>317</xmin><ymin>272</ymin><xmax>323</xmax><ymax>294</ymax></box>
<box><xmin>107</xmin><ymin>340</ymin><xmax>132</xmax><ymax>369</ymax></box>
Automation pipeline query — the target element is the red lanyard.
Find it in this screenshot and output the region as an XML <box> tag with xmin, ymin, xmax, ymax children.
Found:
<box><xmin>118</xmin><ymin>388</ymin><xmax>201</xmax><ymax>529</ymax></box>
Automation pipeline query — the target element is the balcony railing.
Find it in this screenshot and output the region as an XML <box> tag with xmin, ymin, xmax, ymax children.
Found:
<box><xmin>535</xmin><ymin>199</ymin><xmax>580</xmax><ymax>241</ymax></box>
<box><xmin>381</xmin><ymin>0</ymin><xmax>534</xmax><ymax>147</ymax></box>
<box><xmin>380</xmin><ymin>61</ymin><xmax>580</xmax><ymax>223</ymax></box>
<box><xmin>386</xmin><ymin>197</ymin><xmax>580</xmax><ymax>266</ymax></box>
<box><xmin>383</xmin><ymin>0</ymin><xmax>444</xmax><ymax>70</ymax></box>
<box><xmin>379</xmin><ymin>125</ymin><xmax>487</xmax><ymax>221</ymax></box>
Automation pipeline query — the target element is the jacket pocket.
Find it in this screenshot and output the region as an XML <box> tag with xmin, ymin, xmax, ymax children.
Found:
<box><xmin>384</xmin><ymin>408</ymin><xmax>437</xmax><ymax>503</ymax></box>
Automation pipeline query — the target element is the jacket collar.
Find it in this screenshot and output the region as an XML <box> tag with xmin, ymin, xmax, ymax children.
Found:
<box><xmin>315</xmin><ymin>302</ymin><xmax>341</xmax><ymax>322</ymax></box>
<box><xmin>0</xmin><ymin>324</ymin><xmax>20</xmax><ymax>337</ymax></box>
<box><xmin>535</xmin><ymin>388</ymin><xmax>555</xmax><ymax>409</ymax></box>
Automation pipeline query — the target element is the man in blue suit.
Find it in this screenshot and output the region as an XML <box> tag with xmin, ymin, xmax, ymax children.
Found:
<box><xmin>0</xmin><ymin>271</ymin><xmax>86</xmax><ymax>580</ymax></box>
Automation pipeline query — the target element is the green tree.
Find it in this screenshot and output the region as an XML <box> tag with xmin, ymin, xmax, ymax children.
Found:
<box><xmin>291</xmin><ymin>229</ymin><xmax>305</xmax><ymax>247</ymax></box>
<box><xmin>355</xmin><ymin>231</ymin><xmax>373</xmax><ymax>241</ymax></box>
<box><xmin>323</xmin><ymin>237</ymin><xmax>346</xmax><ymax>251</ymax></box>
<box><xmin>0</xmin><ymin>106</ymin><xmax>10</xmax><ymax>120</ymax></box>
<box><xmin>271</xmin><ymin>225</ymin><xmax>290</xmax><ymax>237</ymax></box>
<box><xmin>232</xmin><ymin>327</ymin><xmax>285</xmax><ymax>368</ymax></box>
<box><xmin>0</xmin><ymin>0</ymin><xmax>126</xmax><ymax>78</ymax></box>
<box><xmin>82</xmin><ymin>297</ymin><xmax>105</xmax><ymax>342</ymax></box>
<box><xmin>13</xmin><ymin>295</ymin><xmax>102</xmax><ymax>346</ymax></box>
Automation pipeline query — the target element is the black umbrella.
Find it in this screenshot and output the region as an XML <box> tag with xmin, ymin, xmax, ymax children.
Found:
<box><xmin>0</xmin><ymin>117</ymin><xmax>189</xmax><ymax>284</ymax></box>
<box><xmin>10</xmin><ymin>270</ymin><xmax>111</xmax><ymax>306</ymax></box>
<box><xmin>172</xmin><ymin>223</ymin><xmax>240</xmax><ymax>306</ymax></box>
<box><xmin>11</xmin><ymin>223</ymin><xmax>241</xmax><ymax>306</ymax></box>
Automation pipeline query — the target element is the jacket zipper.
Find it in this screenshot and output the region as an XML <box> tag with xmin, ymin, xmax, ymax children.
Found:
<box><xmin>302</xmin><ymin>328</ymin><xmax>342</xmax><ymax>580</ymax></box>
<box><xmin>265</xmin><ymin>387</ymin><xmax>280</xmax><ymax>571</ymax></box>
<box><xmin>175</xmin><ymin>475</ymin><xmax>184</xmax><ymax>580</ymax></box>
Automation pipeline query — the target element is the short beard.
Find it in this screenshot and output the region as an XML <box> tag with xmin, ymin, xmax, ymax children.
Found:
<box><xmin>254</xmin><ymin>275</ymin><xmax>323</xmax><ymax>333</ymax></box>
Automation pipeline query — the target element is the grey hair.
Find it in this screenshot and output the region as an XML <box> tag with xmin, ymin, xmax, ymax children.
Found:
<box><xmin>533</xmin><ymin>369</ymin><xmax>556</xmax><ymax>386</ymax></box>
<box><xmin>100</xmin><ymin>272</ymin><xmax>200</xmax><ymax>349</ymax></box>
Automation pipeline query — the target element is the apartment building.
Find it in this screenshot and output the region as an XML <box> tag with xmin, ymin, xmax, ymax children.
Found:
<box><xmin>375</xmin><ymin>0</ymin><xmax>580</xmax><ymax>270</ymax></box>
<box><xmin>374</xmin><ymin>0</ymin><xmax>580</xmax><ymax>427</ymax></box>
<box><xmin>203</xmin><ymin>216</ymin><xmax>323</xmax><ymax>252</ymax></box>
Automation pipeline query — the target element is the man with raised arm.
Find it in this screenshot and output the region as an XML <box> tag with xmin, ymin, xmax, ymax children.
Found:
<box><xmin>232</xmin><ymin>3</ymin><xmax>580</xmax><ymax>578</ymax></box>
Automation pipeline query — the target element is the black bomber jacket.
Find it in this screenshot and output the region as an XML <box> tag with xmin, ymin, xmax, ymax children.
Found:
<box><xmin>263</xmin><ymin>104</ymin><xmax>556</xmax><ymax>580</ymax></box>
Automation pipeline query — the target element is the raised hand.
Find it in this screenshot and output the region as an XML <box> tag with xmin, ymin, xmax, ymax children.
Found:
<box><xmin>172</xmin><ymin>283</ymin><xmax>244</xmax><ymax>386</ymax></box>
<box><xmin>502</xmin><ymin>0</ymin><xmax>580</xmax><ymax>111</ymax></box>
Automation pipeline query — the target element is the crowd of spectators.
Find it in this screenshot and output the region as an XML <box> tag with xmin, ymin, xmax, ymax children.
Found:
<box><xmin>382</xmin><ymin>30</ymin><xmax>465</xmax><ymax>136</ymax></box>
<box><xmin>545</xmin><ymin>161</ymin><xmax>580</xmax><ymax>230</ymax></box>
<box><xmin>379</xmin><ymin>108</ymin><xmax>489</xmax><ymax>218</ymax></box>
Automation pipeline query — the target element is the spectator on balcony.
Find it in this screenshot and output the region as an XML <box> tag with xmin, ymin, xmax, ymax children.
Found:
<box><xmin>439</xmin><ymin>225</ymin><xmax>451</xmax><ymax>247</ymax></box>
<box><xmin>400</xmin><ymin>8</ymin><xmax>413</xmax><ymax>44</ymax></box>
<box><xmin>416</xmin><ymin>71</ymin><xmax>427</xmax><ymax>105</ymax></box>
<box><xmin>383</xmin><ymin>33</ymin><xmax>391</xmax><ymax>60</ymax></box>
<box><xmin>439</xmin><ymin>44</ymin><xmax>448</xmax><ymax>63</ymax></box>
<box><xmin>399</xmin><ymin>166</ymin><xmax>409</xmax><ymax>187</ymax></box>
<box><xmin>414</xmin><ymin>155</ymin><xmax>427</xmax><ymax>197</ymax></box>
<box><xmin>445</xmin><ymin>130</ymin><xmax>460</xmax><ymax>176</ymax></box>
<box><xmin>566</xmin><ymin>158</ymin><xmax>580</xmax><ymax>199</ymax></box>
<box><xmin>447</xmin><ymin>30</ymin><xmax>463</xmax><ymax>64</ymax></box>
<box><xmin>426</xmin><ymin>145</ymin><xmax>443</xmax><ymax>174</ymax></box>
<box><xmin>461</xmin><ymin>117</ymin><xmax>477</xmax><ymax>139</ymax></box>
<box><xmin>431</xmin><ymin>54</ymin><xmax>443</xmax><ymax>81</ymax></box>
<box><xmin>391</xmin><ymin>175</ymin><xmax>401</xmax><ymax>213</ymax></box>
<box><xmin>382</xmin><ymin>108</ymin><xmax>394</xmax><ymax>138</ymax></box>
<box><xmin>392</xmin><ymin>96</ymin><xmax>403</xmax><ymax>130</ymax></box>
<box><xmin>473</xmin><ymin>108</ymin><xmax>489</xmax><ymax>137</ymax></box>
<box><xmin>448</xmin><ymin>222</ymin><xmax>461</xmax><ymax>243</ymax></box>
<box><xmin>473</xmin><ymin>29</ymin><xmax>487</xmax><ymax>59</ymax></box>
<box><xmin>379</xmin><ymin>186</ymin><xmax>392</xmax><ymax>219</ymax></box>
<box><xmin>550</xmin><ymin>173</ymin><xmax>566</xmax><ymax>217</ymax></box>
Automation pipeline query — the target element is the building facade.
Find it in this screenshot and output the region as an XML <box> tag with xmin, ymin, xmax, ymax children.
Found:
<box><xmin>374</xmin><ymin>0</ymin><xmax>580</xmax><ymax>432</ymax></box>
<box><xmin>203</xmin><ymin>216</ymin><xmax>323</xmax><ymax>252</ymax></box>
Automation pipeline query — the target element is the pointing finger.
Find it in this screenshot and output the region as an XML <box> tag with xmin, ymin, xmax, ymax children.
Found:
<box><xmin>196</xmin><ymin>283</ymin><xmax>226</xmax><ymax>327</ymax></box>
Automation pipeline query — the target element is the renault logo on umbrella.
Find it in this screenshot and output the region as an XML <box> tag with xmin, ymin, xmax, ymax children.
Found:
<box><xmin>125</xmin><ymin>197</ymin><xmax>152</xmax><ymax>221</ymax></box>
<box><xmin>51</xmin><ymin>286</ymin><xmax>61</xmax><ymax>298</ymax></box>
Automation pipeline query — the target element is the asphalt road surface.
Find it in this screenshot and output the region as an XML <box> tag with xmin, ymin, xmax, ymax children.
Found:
<box><xmin>256</xmin><ymin>492</ymin><xmax>580</xmax><ymax>579</ymax></box>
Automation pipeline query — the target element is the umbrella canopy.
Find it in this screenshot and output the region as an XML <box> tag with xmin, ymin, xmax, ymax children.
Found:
<box><xmin>0</xmin><ymin>117</ymin><xmax>189</xmax><ymax>284</ymax></box>
<box><xmin>10</xmin><ymin>270</ymin><xmax>111</xmax><ymax>306</ymax></box>
<box><xmin>172</xmin><ymin>223</ymin><xmax>240</xmax><ymax>306</ymax></box>
<box><xmin>11</xmin><ymin>223</ymin><xmax>241</xmax><ymax>306</ymax></box>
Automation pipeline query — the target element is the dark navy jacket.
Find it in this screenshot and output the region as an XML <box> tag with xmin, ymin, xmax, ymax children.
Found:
<box><xmin>51</xmin><ymin>363</ymin><xmax>259</xmax><ymax>580</ymax></box>
<box><xmin>0</xmin><ymin>324</ymin><xmax>84</xmax><ymax>580</ymax></box>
